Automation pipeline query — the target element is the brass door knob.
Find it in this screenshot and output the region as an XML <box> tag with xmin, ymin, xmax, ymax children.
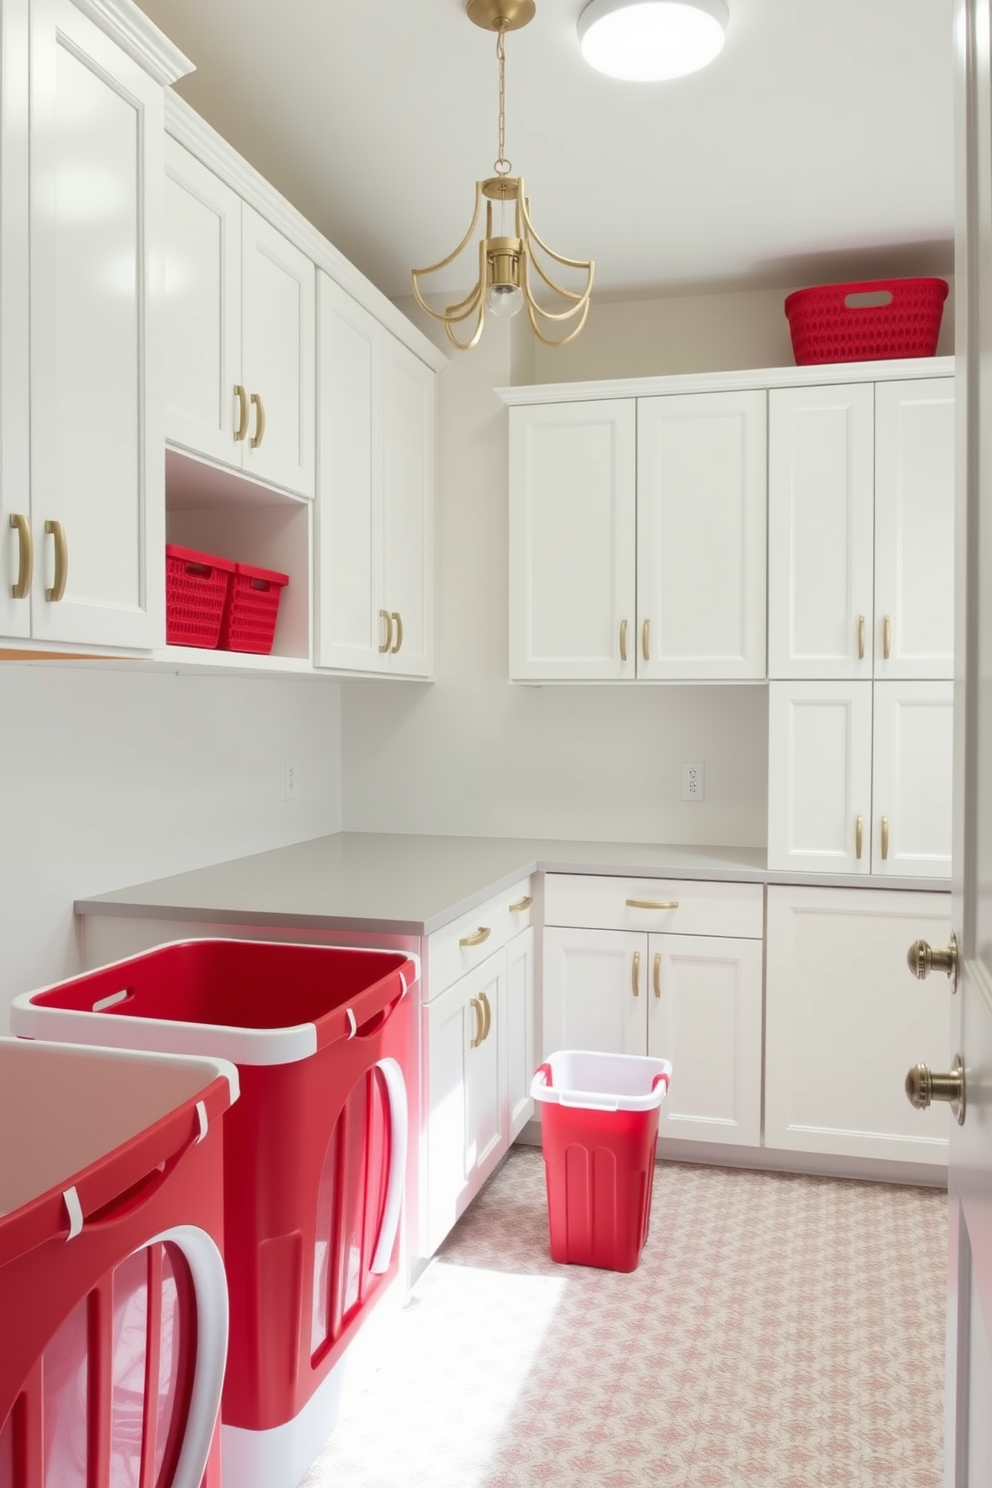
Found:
<box><xmin>905</xmin><ymin>1056</ymin><xmax>965</xmax><ymax>1125</ymax></box>
<box><xmin>907</xmin><ymin>933</ymin><xmax>958</xmax><ymax>989</ymax></box>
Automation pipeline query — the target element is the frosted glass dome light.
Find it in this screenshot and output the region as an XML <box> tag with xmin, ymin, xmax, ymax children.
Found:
<box><xmin>578</xmin><ymin>0</ymin><xmax>729</xmax><ymax>82</ymax></box>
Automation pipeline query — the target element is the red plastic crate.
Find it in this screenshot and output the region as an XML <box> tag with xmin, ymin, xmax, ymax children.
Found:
<box><xmin>218</xmin><ymin>562</ymin><xmax>289</xmax><ymax>655</ymax></box>
<box><xmin>784</xmin><ymin>277</ymin><xmax>948</xmax><ymax>365</ymax></box>
<box><xmin>166</xmin><ymin>545</ymin><xmax>236</xmax><ymax>649</ymax></box>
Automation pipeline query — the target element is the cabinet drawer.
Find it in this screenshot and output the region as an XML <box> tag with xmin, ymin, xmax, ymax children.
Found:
<box><xmin>426</xmin><ymin>876</ymin><xmax>534</xmax><ymax>998</ymax></box>
<box><xmin>543</xmin><ymin>874</ymin><xmax>763</xmax><ymax>939</ymax></box>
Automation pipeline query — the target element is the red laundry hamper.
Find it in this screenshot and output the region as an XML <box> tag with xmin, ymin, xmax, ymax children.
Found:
<box><xmin>0</xmin><ymin>1037</ymin><xmax>236</xmax><ymax>1488</ymax></box>
<box><xmin>12</xmin><ymin>940</ymin><xmax>418</xmax><ymax>1488</ymax></box>
<box><xmin>531</xmin><ymin>1050</ymin><xmax>672</xmax><ymax>1273</ymax></box>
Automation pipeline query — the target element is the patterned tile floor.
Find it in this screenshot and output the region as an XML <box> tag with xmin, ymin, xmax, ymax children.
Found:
<box><xmin>301</xmin><ymin>1149</ymin><xmax>947</xmax><ymax>1488</ymax></box>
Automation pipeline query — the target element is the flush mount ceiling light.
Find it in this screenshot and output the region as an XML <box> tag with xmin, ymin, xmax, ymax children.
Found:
<box><xmin>578</xmin><ymin>0</ymin><xmax>728</xmax><ymax>82</ymax></box>
<box><xmin>411</xmin><ymin>0</ymin><xmax>594</xmax><ymax>351</ymax></box>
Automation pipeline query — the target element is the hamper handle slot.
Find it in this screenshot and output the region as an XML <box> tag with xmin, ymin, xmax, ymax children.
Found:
<box><xmin>844</xmin><ymin>289</ymin><xmax>894</xmax><ymax>309</ymax></box>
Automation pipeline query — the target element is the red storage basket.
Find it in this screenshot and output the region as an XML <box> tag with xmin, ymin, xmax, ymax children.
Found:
<box><xmin>219</xmin><ymin>562</ymin><xmax>289</xmax><ymax>655</ymax></box>
<box><xmin>784</xmin><ymin>277</ymin><xmax>948</xmax><ymax>365</ymax></box>
<box><xmin>166</xmin><ymin>545</ymin><xmax>235</xmax><ymax>649</ymax></box>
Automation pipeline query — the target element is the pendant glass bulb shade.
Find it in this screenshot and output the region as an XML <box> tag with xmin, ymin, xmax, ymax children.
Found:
<box><xmin>578</xmin><ymin>0</ymin><xmax>728</xmax><ymax>82</ymax></box>
<box><xmin>487</xmin><ymin>282</ymin><xmax>525</xmax><ymax>317</ymax></box>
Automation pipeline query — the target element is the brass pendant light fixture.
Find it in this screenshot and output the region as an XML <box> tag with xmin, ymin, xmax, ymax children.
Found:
<box><xmin>411</xmin><ymin>0</ymin><xmax>594</xmax><ymax>351</ymax></box>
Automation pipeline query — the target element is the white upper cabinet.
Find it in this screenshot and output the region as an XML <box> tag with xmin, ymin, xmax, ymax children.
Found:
<box><xmin>637</xmin><ymin>391</ymin><xmax>766</xmax><ymax>680</ymax></box>
<box><xmin>0</xmin><ymin>0</ymin><xmax>30</xmax><ymax>642</ymax></box>
<box><xmin>768</xmin><ymin>383</ymin><xmax>875</xmax><ymax>679</ymax></box>
<box><xmin>162</xmin><ymin>138</ymin><xmax>315</xmax><ymax>500</ymax></box>
<box><xmin>315</xmin><ymin>273</ymin><xmax>434</xmax><ymax>677</ymax></box>
<box><xmin>871</xmin><ymin>680</ymin><xmax>953</xmax><ymax>877</ymax></box>
<box><xmin>873</xmin><ymin>379</ymin><xmax>955</xmax><ymax>680</ymax></box>
<box><xmin>509</xmin><ymin>400</ymin><xmax>636</xmax><ymax>681</ymax></box>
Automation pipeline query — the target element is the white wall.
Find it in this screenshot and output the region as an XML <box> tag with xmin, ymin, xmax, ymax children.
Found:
<box><xmin>0</xmin><ymin>666</ymin><xmax>341</xmax><ymax>1027</ymax></box>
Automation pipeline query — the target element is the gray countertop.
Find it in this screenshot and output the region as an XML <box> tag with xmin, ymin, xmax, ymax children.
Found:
<box><xmin>74</xmin><ymin>833</ymin><xmax>950</xmax><ymax>937</ymax></box>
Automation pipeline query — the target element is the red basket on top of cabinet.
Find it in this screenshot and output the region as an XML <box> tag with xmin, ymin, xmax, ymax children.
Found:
<box><xmin>784</xmin><ymin>277</ymin><xmax>948</xmax><ymax>365</ymax></box>
<box><xmin>219</xmin><ymin>562</ymin><xmax>289</xmax><ymax>655</ymax></box>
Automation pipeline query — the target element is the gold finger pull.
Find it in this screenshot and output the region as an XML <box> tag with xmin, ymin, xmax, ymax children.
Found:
<box><xmin>459</xmin><ymin>926</ymin><xmax>491</xmax><ymax>948</ymax></box>
<box><xmin>480</xmin><ymin>991</ymin><xmax>492</xmax><ymax>1042</ymax></box>
<box><xmin>883</xmin><ymin>614</ymin><xmax>891</xmax><ymax>661</ymax></box>
<box><xmin>625</xmin><ymin>898</ymin><xmax>679</xmax><ymax>911</ymax></box>
<box><xmin>378</xmin><ymin>609</ymin><xmax>393</xmax><ymax>653</ymax></box>
<box><xmin>881</xmin><ymin>815</ymin><xmax>889</xmax><ymax>861</ymax></box>
<box><xmin>620</xmin><ymin>619</ymin><xmax>628</xmax><ymax>662</ymax></box>
<box><xmin>905</xmin><ymin>1055</ymin><xmax>965</xmax><ymax>1125</ymax></box>
<box><xmin>9</xmin><ymin>514</ymin><xmax>33</xmax><ymax>600</ymax></box>
<box><xmin>631</xmin><ymin>950</ymin><xmax>641</xmax><ymax>998</ymax></box>
<box><xmin>855</xmin><ymin>815</ymin><xmax>863</xmax><ymax>861</ymax></box>
<box><xmin>390</xmin><ymin>611</ymin><xmax>403</xmax><ymax>653</ymax></box>
<box><xmin>653</xmin><ymin>952</ymin><xmax>662</xmax><ymax>1000</ymax></box>
<box><xmin>469</xmin><ymin>996</ymin><xmax>485</xmax><ymax>1048</ymax></box>
<box><xmin>858</xmin><ymin>615</ymin><xmax>866</xmax><ymax>660</ymax></box>
<box><xmin>642</xmin><ymin>618</ymin><xmax>651</xmax><ymax>661</ymax></box>
<box><xmin>509</xmin><ymin>895</ymin><xmax>533</xmax><ymax>912</ymax></box>
<box><xmin>234</xmin><ymin>384</ymin><xmax>250</xmax><ymax>442</ymax></box>
<box><xmin>250</xmin><ymin>391</ymin><xmax>266</xmax><ymax>448</ymax></box>
<box><xmin>45</xmin><ymin>520</ymin><xmax>68</xmax><ymax>602</ymax></box>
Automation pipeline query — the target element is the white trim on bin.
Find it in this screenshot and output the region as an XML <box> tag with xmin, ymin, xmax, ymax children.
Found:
<box><xmin>0</xmin><ymin>1034</ymin><xmax>241</xmax><ymax>1108</ymax></box>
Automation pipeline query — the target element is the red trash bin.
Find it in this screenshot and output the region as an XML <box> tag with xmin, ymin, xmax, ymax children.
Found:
<box><xmin>11</xmin><ymin>938</ymin><xmax>418</xmax><ymax>1488</ymax></box>
<box><xmin>531</xmin><ymin>1050</ymin><xmax>672</xmax><ymax>1273</ymax></box>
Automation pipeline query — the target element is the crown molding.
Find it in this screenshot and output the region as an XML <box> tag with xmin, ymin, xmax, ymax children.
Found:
<box><xmin>164</xmin><ymin>93</ymin><xmax>447</xmax><ymax>374</ymax></box>
<box><xmin>70</xmin><ymin>0</ymin><xmax>194</xmax><ymax>85</ymax></box>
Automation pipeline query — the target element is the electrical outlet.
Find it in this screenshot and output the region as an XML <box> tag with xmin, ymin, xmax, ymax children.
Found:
<box><xmin>681</xmin><ymin>761</ymin><xmax>705</xmax><ymax>802</ymax></box>
<box><xmin>284</xmin><ymin>760</ymin><xmax>298</xmax><ymax>801</ymax></box>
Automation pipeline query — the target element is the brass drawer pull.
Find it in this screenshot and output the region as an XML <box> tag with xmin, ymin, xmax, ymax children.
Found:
<box><xmin>509</xmin><ymin>895</ymin><xmax>533</xmax><ymax>912</ymax></box>
<box><xmin>625</xmin><ymin>898</ymin><xmax>679</xmax><ymax>910</ymax></box>
<box><xmin>234</xmin><ymin>384</ymin><xmax>250</xmax><ymax>441</ymax></box>
<box><xmin>480</xmin><ymin>990</ymin><xmax>492</xmax><ymax>1042</ymax></box>
<box><xmin>620</xmin><ymin>618</ymin><xmax>628</xmax><ymax>662</ymax></box>
<box><xmin>883</xmin><ymin>614</ymin><xmax>891</xmax><ymax>661</ymax></box>
<box><xmin>469</xmin><ymin>996</ymin><xmax>485</xmax><ymax>1048</ymax></box>
<box><xmin>9</xmin><ymin>514</ymin><xmax>33</xmax><ymax>600</ymax></box>
<box><xmin>378</xmin><ymin>608</ymin><xmax>393</xmax><ymax>653</ymax></box>
<box><xmin>250</xmin><ymin>391</ymin><xmax>266</xmax><ymax>448</ymax></box>
<box><xmin>856</xmin><ymin>814</ymin><xmax>863</xmax><ymax>861</ymax></box>
<box><xmin>390</xmin><ymin>611</ymin><xmax>403</xmax><ymax>653</ymax></box>
<box><xmin>45</xmin><ymin>520</ymin><xmax>68</xmax><ymax>602</ymax></box>
<box><xmin>631</xmin><ymin>950</ymin><xmax>640</xmax><ymax>997</ymax></box>
<box><xmin>653</xmin><ymin>952</ymin><xmax>662</xmax><ymax>999</ymax></box>
<box><xmin>858</xmin><ymin>614</ymin><xmax>866</xmax><ymax>660</ymax></box>
<box><xmin>642</xmin><ymin>617</ymin><xmax>650</xmax><ymax>661</ymax></box>
<box><xmin>881</xmin><ymin>815</ymin><xmax>889</xmax><ymax>861</ymax></box>
<box><xmin>460</xmin><ymin>926</ymin><xmax>491</xmax><ymax>948</ymax></box>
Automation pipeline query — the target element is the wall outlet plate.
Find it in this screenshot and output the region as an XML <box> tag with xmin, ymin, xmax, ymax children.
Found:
<box><xmin>681</xmin><ymin>761</ymin><xmax>704</xmax><ymax>802</ymax></box>
<box><xmin>284</xmin><ymin>760</ymin><xmax>298</xmax><ymax>800</ymax></box>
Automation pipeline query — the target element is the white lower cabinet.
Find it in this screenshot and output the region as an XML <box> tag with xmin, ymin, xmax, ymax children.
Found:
<box><xmin>506</xmin><ymin>926</ymin><xmax>536</xmax><ymax>1139</ymax></box>
<box><xmin>765</xmin><ymin>885</ymin><xmax>952</xmax><ymax>1167</ymax></box>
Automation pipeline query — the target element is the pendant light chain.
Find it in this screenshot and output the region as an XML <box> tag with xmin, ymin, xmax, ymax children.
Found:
<box><xmin>494</xmin><ymin>23</ymin><xmax>511</xmax><ymax>176</ymax></box>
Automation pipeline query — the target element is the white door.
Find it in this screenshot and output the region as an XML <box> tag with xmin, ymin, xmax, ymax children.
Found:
<box><xmin>647</xmin><ymin>933</ymin><xmax>763</xmax><ymax>1147</ymax></box>
<box><xmin>240</xmin><ymin>203</ymin><xmax>315</xmax><ymax>498</ymax></box>
<box><xmin>162</xmin><ymin>140</ymin><xmax>243</xmax><ymax>467</ymax></box>
<box><xmin>505</xmin><ymin>926</ymin><xmax>535</xmax><ymax>1139</ymax></box>
<box><xmin>636</xmin><ymin>390</ymin><xmax>766</xmax><ymax>680</ymax></box>
<box><xmin>541</xmin><ymin>926</ymin><xmax>645</xmax><ymax>1058</ymax></box>
<box><xmin>0</xmin><ymin>0</ymin><xmax>30</xmax><ymax>640</ymax></box>
<box><xmin>767</xmin><ymin>680</ymin><xmax>873</xmax><ymax>874</ymax></box>
<box><xmin>872</xmin><ymin>681</ymin><xmax>953</xmax><ymax>878</ymax></box>
<box><xmin>768</xmin><ymin>383</ymin><xmax>874</xmax><ymax>679</ymax></box>
<box><xmin>940</xmin><ymin>3</ymin><xmax>992</xmax><ymax>1475</ymax></box>
<box><xmin>874</xmin><ymin>378</ymin><xmax>955</xmax><ymax>681</ymax></box>
<box><xmin>29</xmin><ymin>0</ymin><xmax>164</xmax><ymax>649</ymax></box>
<box><xmin>380</xmin><ymin>334</ymin><xmax>434</xmax><ymax>678</ymax></box>
<box><xmin>508</xmin><ymin>400</ymin><xmax>636</xmax><ymax>681</ymax></box>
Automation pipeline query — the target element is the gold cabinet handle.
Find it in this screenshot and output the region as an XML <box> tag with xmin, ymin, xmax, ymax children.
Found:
<box><xmin>509</xmin><ymin>895</ymin><xmax>533</xmax><ymax>913</ymax></box>
<box><xmin>881</xmin><ymin>815</ymin><xmax>889</xmax><ymax>861</ymax></box>
<box><xmin>9</xmin><ymin>514</ymin><xmax>33</xmax><ymax>600</ymax></box>
<box><xmin>631</xmin><ymin>950</ymin><xmax>641</xmax><ymax>998</ymax></box>
<box><xmin>234</xmin><ymin>384</ymin><xmax>250</xmax><ymax>441</ymax></box>
<box><xmin>856</xmin><ymin>814</ymin><xmax>863</xmax><ymax>861</ymax></box>
<box><xmin>858</xmin><ymin>615</ymin><xmax>866</xmax><ymax>660</ymax></box>
<box><xmin>390</xmin><ymin>611</ymin><xmax>403</xmax><ymax>653</ymax></box>
<box><xmin>250</xmin><ymin>391</ymin><xmax>266</xmax><ymax>448</ymax></box>
<box><xmin>620</xmin><ymin>619</ymin><xmax>628</xmax><ymax>662</ymax></box>
<box><xmin>469</xmin><ymin>996</ymin><xmax>485</xmax><ymax>1048</ymax></box>
<box><xmin>653</xmin><ymin>951</ymin><xmax>662</xmax><ymax>1000</ymax></box>
<box><xmin>480</xmin><ymin>990</ymin><xmax>492</xmax><ymax>1042</ymax></box>
<box><xmin>642</xmin><ymin>618</ymin><xmax>651</xmax><ymax>661</ymax></box>
<box><xmin>883</xmin><ymin>614</ymin><xmax>892</xmax><ymax>661</ymax></box>
<box><xmin>459</xmin><ymin>926</ymin><xmax>491</xmax><ymax>948</ymax></box>
<box><xmin>45</xmin><ymin>520</ymin><xmax>68</xmax><ymax>602</ymax></box>
<box><xmin>378</xmin><ymin>608</ymin><xmax>393</xmax><ymax>653</ymax></box>
<box><xmin>625</xmin><ymin>898</ymin><xmax>679</xmax><ymax>911</ymax></box>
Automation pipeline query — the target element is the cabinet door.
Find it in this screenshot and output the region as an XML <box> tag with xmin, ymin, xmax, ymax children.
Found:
<box><xmin>240</xmin><ymin>204</ymin><xmax>315</xmax><ymax>498</ymax></box>
<box><xmin>508</xmin><ymin>400</ymin><xmax>636</xmax><ymax>681</ymax></box>
<box><xmin>423</xmin><ymin>951</ymin><xmax>506</xmax><ymax>1255</ymax></box>
<box><xmin>874</xmin><ymin>378</ymin><xmax>955</xmax><ymax>680</ymax></box>
<box><xmin>315</xmin><ymin>274</ymin><xmax>383</xmax><ymax>671</ymax></box>
<box><xmin>381</xmin><ymin>334</ymin><xmax>434</xmax><ymax>678</ymax></box>
<box><xmin>162</xmin><ymin>140</ymin><xmax>242</xmax><ymax>467</ymax></box>
<box><xmin>0</xmin><ymin>0</ymin><xmax>30</xmax><ymax>640</ymax></box>
<box><xmin>505</xmin><ymin>926</ymin><xmax>536</xmax><ymax>1139</ymax></box>
<box><xmin>637</xmin><ymin>391</ymin><xmax>766</xmax><ymax>680</ymax></box>
<box><xmin>29</xmin><ymin>0</ymin><xmax>164</xmax><ymax>648</ymax></box>
<box><xmin>871</xmin><ymin>681</ymin><xmax>953</xmax><ymax>878</ymax></box>
<box><xmin>767</xmin><ymin>681</ymin><xmax>873</xmax><ymax>875</ymax></box>
<box><xmin>768</xmin><ymin>384</ymin><xmax>874</xmax><ymax>679</ymax></box>
<box><xmin>541</xmin><ymin>926</ymin><xmax>646</xmax><ymax>1059</ymax></box>
<box><xmin>647</xmin><ymin>933</ymin><xmax>763</xmax><ymax>1147</ymax></box>
<box><xmin>765</xmin><ymin>885</ymin><xmax>952</xmax><ymax>1165</ymax></box>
